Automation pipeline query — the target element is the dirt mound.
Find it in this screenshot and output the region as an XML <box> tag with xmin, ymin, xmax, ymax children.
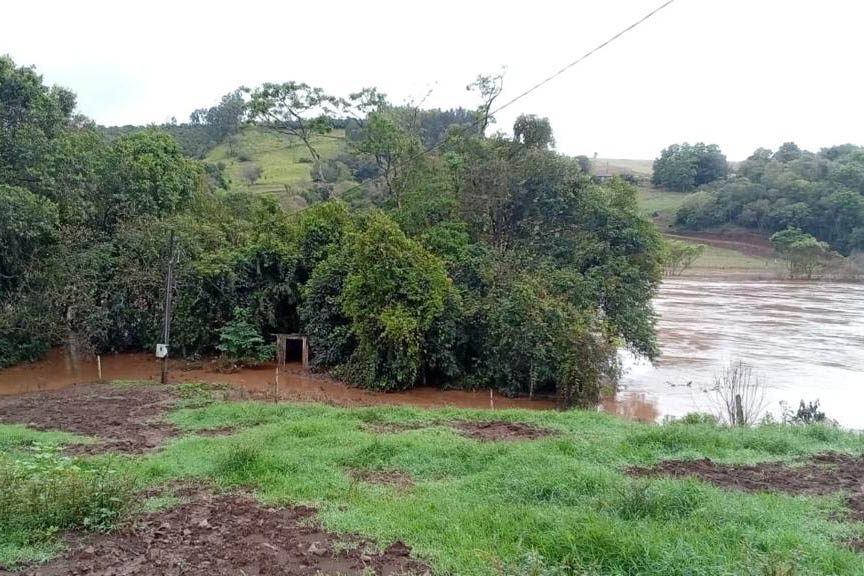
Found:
<box><xmin>630</xmin><ymin>452</ymin><xmax>864</xmax><ymax>520</ymax></box>
<box><xmin>451</xmin><ymin>420</ymin><xmax>554</xmax><ymax>442</ymax></box>
<box><xmin>349</xmin><ymin>468</ymin><xmax>414</xmax><ymax>490</ymax></box>
<box><xmin>7</xmin><ymin>492</ymin><xmax>430</xmax><ymax>576</ymax></box>
<box><xmin>0</xmin><ymin>383</ymin><xmax>178</xmax><ymax>454</ymax></box>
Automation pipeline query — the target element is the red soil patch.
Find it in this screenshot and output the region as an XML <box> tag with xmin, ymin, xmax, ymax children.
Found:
<box><xmin>5</xmin><ymin>492</ymin><xmax>430</xmax><ymax>576</ymax></box>
<box><xmin>349</xmin><ymin>468</ymin><xmax>414</xmax><ymax>490</ymax></box>
<box><xmin>0</xmin><ymin>383</ymin><xmax>178</xmax><ymax>454</ymax></box>
<box><xmin>450</xmin><ymin>420</ymin><xmax>554</xmax><ymax>442</ymax></box>
<box><xmin>664</xmin><ymin>230</ymin><xmax>774</xmax><ymax>258</ymax></box>
<box><xmin>630</xmin><ymin>452</ymin><xmax>864</xmax><ymax>521</ymax></box>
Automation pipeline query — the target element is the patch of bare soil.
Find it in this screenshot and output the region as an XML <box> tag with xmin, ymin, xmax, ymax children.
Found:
<box><xmin>0</xmin><ymin>383</ymin><xmax>178</xmax><ymax>454</ymax></box>
<box><xmin>349</xmin><ymin>468</ymin><xmax>414</xmax><ymax>490</ymax></box>
<box><xmin>630</xmin><ymin>452</ymin><xmax>864</xmax><ymax>521</ymax></box>
<box><xmin>450</xmin><ymin>420</ymin><xmax>554</xmax><ymax>442</ymax></box>
<box><xmin>8</xmin><ymin>492</ymin><xmax>430</xmax><ymax>576</ymax></box>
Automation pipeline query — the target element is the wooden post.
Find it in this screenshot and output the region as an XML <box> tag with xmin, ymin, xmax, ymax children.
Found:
<box><xmin>489</xmin><ymin>388</ymin><xmax>494</xmax><ymax>410</ymax></box>
<box><xmin>160</xmin><ymin>231</ymin><xmax>177</xmax><ymax>385</ymax></box>
<box><xmin>97</xmin><ymin>355</ymin><xmax>102</xmax><ymax>381</ymax></box>
<box><xmin>274</xmin><ymin>365</ymin><xmax>279</xmax><ymax>404</ymax></box>
<box><xmin>734</xmin><ymin>394</ymin><xmax>745</xmax><ymax>426</ymax></box>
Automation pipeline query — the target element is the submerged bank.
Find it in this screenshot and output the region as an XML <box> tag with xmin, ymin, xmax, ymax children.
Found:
<box><xmin>0</xmin><ymin>348</ymin><xmax>556</xmax><ymax>411</ymax></box>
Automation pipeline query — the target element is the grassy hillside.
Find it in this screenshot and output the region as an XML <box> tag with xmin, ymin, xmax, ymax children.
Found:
<box><xmin>594</xmin><ymin>158</ymin><xmax>654</xmax><ymax>177</ymax></box>
<box><xmin>633</xmin><ymin>185</ymin><xmax>780</xmax><ymax>275</ymax></box>
<box><xmin>637</xmin><ymin>186</ymin><xmax>691</xmax><ymax>223</ymax></box>
<box><xmin>206</xmin><ymin>127</ymin><xmax>350</xmax><ymax>210</ymax></box>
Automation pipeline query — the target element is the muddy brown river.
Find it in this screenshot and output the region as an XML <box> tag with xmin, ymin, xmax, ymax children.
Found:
<box><xmin>614</xmin><ymin>279</ymin><xmax>864</xmax><ymax>429</ymax></box>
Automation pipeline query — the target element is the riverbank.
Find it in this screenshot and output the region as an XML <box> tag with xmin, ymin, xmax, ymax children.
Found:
<box><xmin>0</xmin><ymin>348</ymin><xmax>556</xmax><ymax>411</ymax></box>
<box><xmin>1</xmin><ymin>380</ymin><xmax>863</xmax><ymax>574</ymax></box>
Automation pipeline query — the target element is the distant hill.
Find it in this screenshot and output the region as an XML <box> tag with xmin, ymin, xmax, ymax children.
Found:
<box><xmin>593</xmin><ymin>158</ymin><xmax>653</xmax><ymax>178</ymax></box>
<box><xmin>205</xmin><ymin>127</ymin><xmax>351</xmax><ymax>211</ymax></box>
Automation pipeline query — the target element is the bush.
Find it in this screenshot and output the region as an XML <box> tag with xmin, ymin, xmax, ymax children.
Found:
<box><xmin>0</xmin><ymin>444</ymin><xmax>135</xmax><ymax>563</ymax></box>
<box><xmin>216</xmin><ymin>307</ymin><xmax>274</xmax><ymax>367</ymax></box>
<box><xmin>782</xmin><ymin>399</ymin><xmax>831</xmax><ymax>425</ymax></box>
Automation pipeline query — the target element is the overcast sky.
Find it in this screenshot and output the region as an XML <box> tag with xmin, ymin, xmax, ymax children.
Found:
<box><xmin>4</xmin><ymin>0</ymin><xmax>863</xmax><ymax>160</ymax></box>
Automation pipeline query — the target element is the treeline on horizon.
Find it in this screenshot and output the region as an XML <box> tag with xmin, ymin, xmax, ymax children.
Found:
<box><xmin>0</xmin><ymin>56</ymin><xmax>660</xmax><ymax>406</ymax></box>
<box><xmin>652</xmin><ymin>142</ymin><xmax>864</xmax><ymax>256</ymax></box>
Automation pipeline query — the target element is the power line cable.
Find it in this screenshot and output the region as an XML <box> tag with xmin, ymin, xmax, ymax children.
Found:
<box><xmin>295</xmin><ymin>0</ymin><xmax>678</xmax><ymax>209</ymax></box>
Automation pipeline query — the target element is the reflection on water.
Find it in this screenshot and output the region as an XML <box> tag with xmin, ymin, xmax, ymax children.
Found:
<box><xmin>610</xmin><ymin>279</ymin><xmax>864</xmax><ymax>428</ymax></box>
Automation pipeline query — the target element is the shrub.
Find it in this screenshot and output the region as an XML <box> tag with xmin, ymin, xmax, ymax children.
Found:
<box><xmin>0</xmin><ymin>444</ymin><xmax>135</xmax><ymax>562</ymax></box>
<box><xmin>216</xmin><ymin>307</ymin><xmax>274</xmax><ymax>367</ymax></box>
<box><xmin>782</xmin><ymin>399</ymin><xmax>831</xmax><ymax>425</ymax></box>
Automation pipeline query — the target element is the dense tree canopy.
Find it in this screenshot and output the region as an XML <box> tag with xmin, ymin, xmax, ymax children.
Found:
<box><xmin>652</xmin><ymin>142</ymin><xmax>728</xmax><ymax>191</ymax></box>
<box><xmin>675</xmin><ymin>143</ymin><xmax>864</xmax><ymax>254</ymax></box>
<box><xmin>0</xmin><ymin>56</ymin><xmax>663</xmax><ymax>407</ymax></box>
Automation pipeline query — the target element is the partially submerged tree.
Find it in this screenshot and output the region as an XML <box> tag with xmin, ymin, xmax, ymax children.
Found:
<box><xmin>770</xmin><ymin>228</ymin><xmax>829</xmax><ymax>279</ymax></box>
<box><xmin>660</xmin><ymin>239</ymin><xmax>704</xmax><ymax>276</ymax></box>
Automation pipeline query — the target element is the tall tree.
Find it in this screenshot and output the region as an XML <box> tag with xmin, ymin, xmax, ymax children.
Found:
<box><xmin>0</xmin><ymin>55</ymin><xmax>76</xmax><ymax>196</ymax></box>
<box><xmin>466</xmin><ymin>71</ymin><xmax>505</xmax><ymax>137</ymax></box>
<box><xmin>247</xmin><ymin>82</ymin><xmax>344</xmax><ymax>182</ymax></box>
<box><xmin>513</xmin><ymin>114</ymin><xmax>555</xmax><ymax>150</ymax></box>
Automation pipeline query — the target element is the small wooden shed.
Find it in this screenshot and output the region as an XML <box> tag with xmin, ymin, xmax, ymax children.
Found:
<box><xmin>274</xmin><ymin>333</ymin><xmax>309</xmax><ymax>368</ymax></box>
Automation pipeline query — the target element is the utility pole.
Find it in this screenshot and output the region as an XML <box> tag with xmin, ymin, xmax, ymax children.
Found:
<box><xmin>160</xmin><ymin>231</ymin><xmax>177</xmax><ymax>384</ymax></box>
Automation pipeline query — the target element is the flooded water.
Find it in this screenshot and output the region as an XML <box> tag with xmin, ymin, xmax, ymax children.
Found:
<box><xmin>0</xmin><ymin>349</ymin><xmax>555</xmax><ymax>411</ymax></box>
<box><xmin>2</xmin><ymin>279</ymin><xmax>862</xmax><ymax>425</ymax></box>
<box><xmin>614</xmin><ymin>279</ymin><xmax>864</xmax><ymax>429</ymax></box>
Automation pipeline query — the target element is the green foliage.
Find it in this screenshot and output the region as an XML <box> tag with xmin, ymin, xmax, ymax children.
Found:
<box><xmin>0</xmin><ymin>56</ymin><xmax>77</xmax><ymax>197</ymax></box>
<box><xmin>770</xmin><ymin>228</ymin><xmax>830</xmax><ymax>279</ymax></box>
<box><xmin>1</xmin><ymin>58</ymin><xmax>663</xmax><ymax>408</ymax></box>
<box><xmin>342</xmin><ymin>213</ymin><xmax>450</xmax><ymax>390</ymax></box>
<box><xmin>660</xmin><ymin>239</ymin><xmax>705</xmax><ymax>276</ymax></box>
<box><xmin>217</xmin><ymin>307</ymin><xmax>274</xmax><ymax>366</ymax></box>
<box><xmin>98</xmin><ymin>129</ymin><xmax>203</xmax><ymax>230</ymax></box>
<box><xmin>0</xmin><ymin>444</ymin><xmax>135</xmax><ymax>567</ymax></box>
<box><xmin>652</xmin><ymin>142</ymin><xmax>728</xmax><ymax>191</ymax></box>
<box><xmin>513</xmin><ymin>114</ymin><xmax>555</xmax><ymax>150</ymax></box>
<box><xmin>676</xmin><ymin>143</ymin><xmax>864</xmax><ymax>254</ymax></box>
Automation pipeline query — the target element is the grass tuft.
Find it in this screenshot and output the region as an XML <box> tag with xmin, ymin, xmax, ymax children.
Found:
<box><xmin>0</xmin><ymin>444</ymin><xmax>135</xmax><ymax>567</ymax></box>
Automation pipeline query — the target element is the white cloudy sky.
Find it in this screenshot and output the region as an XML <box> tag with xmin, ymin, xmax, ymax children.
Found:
<box><xmin>3</xmin><ymin>0</ymin><xmax>863</xmax><ymax>160</ymax></box>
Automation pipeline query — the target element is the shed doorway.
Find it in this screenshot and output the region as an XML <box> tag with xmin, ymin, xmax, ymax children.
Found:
<box><xmin>275</xmin><ymin>334</ymin><xmax>309</xmax><ymax>368</ymax></box>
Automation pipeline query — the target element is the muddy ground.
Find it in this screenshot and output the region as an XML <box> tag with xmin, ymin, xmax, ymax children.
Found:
<box><xmin>450</xmin><ymin>420</ymin><xmax>555</xmax><ymax>442</ymax></box>
<box><xmin>348</xmin><ymin>468</ymin><xmax>414</xmax><ymax>490</ymax></box>
<box><xmin>3</xmin><ymin>491</ymin><xmax>430</xmax><ymax>576</ymax></box>
<box><xmin>0</xmin><ymin>383</ymin><xmax>179</xmax><ymax>454</ymax></box>
<box><xmin>630</xmin><ymin>452</ymin><xmax>864</xmax><ymax>521</ymax></box>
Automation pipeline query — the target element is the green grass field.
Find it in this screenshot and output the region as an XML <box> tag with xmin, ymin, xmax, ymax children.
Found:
<box><xmin>634</xmin><ymin>186</ymin><xmax>780</xmax><ymax>274</ymax></box>
<box><xmin>687</xmin><ymin>242</ymin><xmax>779</xmax><ymax>272</ymax></box>
<box><xmin>206</xmin><ymin>127</ymin><xmax>350</xmax><ymax>208</ymax></box>
<box><xmin>636</xmin><ymin>185</ymin><xmax>691</xmax><ymax>220</ymax></box>
<box><xmin>2</xmin><ymin>386</ymin><xmax>863</xmax><ymax>574</ymax></box>
<box><xmin>594</xmin><ymin>158</ymin><xmax>654</xmax><ymax>176</ymax></box>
